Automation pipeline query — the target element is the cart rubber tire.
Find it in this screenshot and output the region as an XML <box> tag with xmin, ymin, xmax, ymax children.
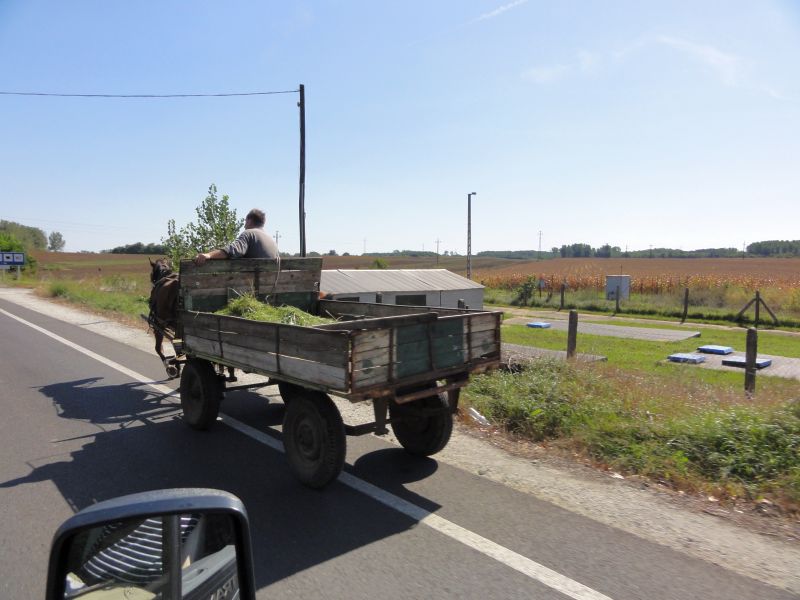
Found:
<box><xmin>179</xmin><ymin>359</ymin><xmax>223</xmax><ymax>430</ymax></box>
<box><xmin>390</xmin><ymin>393</ymin><xmax>453</xmax><ymax>456</ymax></box>
<box><xmin>282</xmin><ymin>391</ymin><xmax>346</xmax><ymax>489</ymax></box>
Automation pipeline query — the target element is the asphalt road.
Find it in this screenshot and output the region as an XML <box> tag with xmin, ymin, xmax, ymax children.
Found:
<box><xmin>0</xmin><ymin>296</ymin><xmax>797</xmax><ymax>599</ymax></box>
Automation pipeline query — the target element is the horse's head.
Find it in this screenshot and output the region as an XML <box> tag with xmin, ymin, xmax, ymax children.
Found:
<box><xmin>149</xmin><ymin>258</ymin><xmax>173</xmax><ymax>285</ymax></box>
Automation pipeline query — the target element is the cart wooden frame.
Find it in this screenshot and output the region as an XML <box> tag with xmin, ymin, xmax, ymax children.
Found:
<box><xmin>170</xmin><ymin>257</ymin><xmax>501</xmax><ymax>488</ymax></box>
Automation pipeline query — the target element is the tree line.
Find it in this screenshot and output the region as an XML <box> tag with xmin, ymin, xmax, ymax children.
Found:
<box><xmin>746</xmin><ymin>240</ymin><xmax>800</xmax><ymax>257</ymax></box>
<box><xmin>480</xmin><ymin>242</ymin><xmax>800</xmax><ymax>259</ymax></box>
<box><xmin>0</xmin><ymin>220</ymin><xmax>65</xmax><ymax>252</ymax></box>
<box><xmin>103</xmin><ymin>242</ymin><xmax>168</xmax><ymax>254</ymax></box>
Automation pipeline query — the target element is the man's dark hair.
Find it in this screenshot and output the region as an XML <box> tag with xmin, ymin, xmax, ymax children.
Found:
<box><xmin>246</xmin><ymin>209</ymin><xmax>265</xmax><ymax>227</ymax></box>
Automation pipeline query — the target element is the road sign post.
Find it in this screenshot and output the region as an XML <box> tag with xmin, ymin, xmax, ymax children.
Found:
<box><xmin>0</xmin><ymin>252</ymin><xmax>25</xmax><ymax>279</ymax></box>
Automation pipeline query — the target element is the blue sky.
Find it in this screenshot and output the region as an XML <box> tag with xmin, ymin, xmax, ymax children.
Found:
<box><xmin>1</xmin><ymin>1</ymin><xmax>798</xmax><ymax>254</ymax></box>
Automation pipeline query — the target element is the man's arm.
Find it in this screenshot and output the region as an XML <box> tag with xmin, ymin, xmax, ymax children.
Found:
<box><xmin>193</xmin><ymin>249</ymin><xmax>228</xmax><ymax>265</ymax></box>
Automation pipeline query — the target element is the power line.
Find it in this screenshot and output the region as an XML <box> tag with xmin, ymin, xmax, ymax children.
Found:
<box><xmin>0</xmin><ymin>89</ymin><xmax>298</xmax><ymax>99</ymax></box>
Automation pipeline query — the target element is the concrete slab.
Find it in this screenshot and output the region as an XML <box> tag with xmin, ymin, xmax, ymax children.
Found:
<box><xmin>695</xmin><ymin>352</ymin><xmax>800</xmax><ymax>381</ymax></box>
<box><xmin>502</xmin><ymin>342</ymin><xmax>606</xmax><ymax>364</ymax></box>
<box><xmin>506</xmin><ymin>317</ymin><xmax>701</xmax><ymax>342</ymax></box>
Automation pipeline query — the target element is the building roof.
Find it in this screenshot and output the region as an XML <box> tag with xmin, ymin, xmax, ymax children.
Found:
<box><xmin>320</xmin><ymin>269</ymin><xmax>484</xmax><ymax>295</ymax></box>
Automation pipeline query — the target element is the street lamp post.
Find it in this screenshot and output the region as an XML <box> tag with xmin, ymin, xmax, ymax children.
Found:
<box><xmin>467</xmin><ymin>192</ymin><xmax>476</xmax><ymax>279</ymax></box>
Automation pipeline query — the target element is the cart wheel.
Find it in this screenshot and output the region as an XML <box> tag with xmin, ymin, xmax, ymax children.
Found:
<box><xmin>277</xmin><ymin>381</ymin><xmax>304</xmax><ymax>406</ymax></box>
<box><xmin>179</xmin><ymin>359</ymin><xmax>223</xmax><ymax>430</ymax></box>
<box><xmin>390</xmin><ymin>393</ymin><xmax>453</xmax><ymax>456</ymax></box>
<box><xmin>282</xmin><ymin>391</ymin><xmax>346</xmax><ymax>488</ymax></box>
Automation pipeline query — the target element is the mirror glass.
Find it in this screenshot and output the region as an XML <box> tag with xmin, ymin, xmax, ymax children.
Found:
<box><xmin>60</xmin><ymin>512</ymin><xmax>240</xmax><ymax>599</ymax></box>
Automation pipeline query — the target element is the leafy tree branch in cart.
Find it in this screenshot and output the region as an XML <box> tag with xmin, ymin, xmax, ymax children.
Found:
<box><xmin>162</xmin><ymin>184</ymin><xmax>244</xmax><ymax>266</ymax></box>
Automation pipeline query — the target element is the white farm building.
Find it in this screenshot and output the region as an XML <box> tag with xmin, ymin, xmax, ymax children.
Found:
<box><xmin>320</xmin><ymin>269</ymin><xmax>485</xmax><ymax>310</ymax></box>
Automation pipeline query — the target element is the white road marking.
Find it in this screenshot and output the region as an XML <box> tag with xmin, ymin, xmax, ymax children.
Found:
<box><xmin>0</xmin><ymin>308</ymin><xmax>175</xmax><ymax>398</ymax></box>
<box><xmin>221</xmin><ymin>415</ymin><xmax>614</xmax><ymax>600</ymax></box>
<box><xmin>2</xmin><ymin>306</ymin><xmax>614</xmax><ymax>600</ymax></box>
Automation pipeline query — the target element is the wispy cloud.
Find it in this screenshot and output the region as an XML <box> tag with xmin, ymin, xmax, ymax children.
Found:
<box><xmin>576</xmin><ymin>50</ymin><xmax>601</xmax><ymax>74</ymax></box>
<box><xmin>471</xmin><ymin>0</ymin><xmax>529</xmax><ymax>24</ymax></box>
<box><xmin>521</xmin><ymin>50</ymin><xmax>600</xmax><ymax>84</ymax></box>
<box><xmin>654</xmin><ymin>35</ymin><xmax>745</xmax><ymax>86</ymax></box>
<box><xmin>521</xmin><ymin>64</ymin><xmax>570</xmax><ymax>84</ymax></box>
<box><xmin>522</xmin><ymin>35</ymin><xmax>782</xmax><ymax>98</ymax></box>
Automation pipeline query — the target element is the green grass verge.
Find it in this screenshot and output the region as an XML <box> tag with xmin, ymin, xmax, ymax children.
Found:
<box><xmin>463</xmin><ymin>359</ymin><xmax>800</xmax><ymax>506</ymax></box>
<box><xmin>502</xmin><ymin>323</ymin><xmax>800</xmax><ymax>363</ymax></box>
<box><xmin>42</xmin><ymin>279</ymin><xmax>149</xmax><ymax>319</ymax></box>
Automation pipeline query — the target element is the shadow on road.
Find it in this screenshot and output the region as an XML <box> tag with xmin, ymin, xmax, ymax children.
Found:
<box><xmin>3</xmin><ymin>379</ymin><xmax>445</xmax><ymax>591</ymax></box>
<box><xmin>39</xmin><ymin>377</ymin><xmax>176</xmax><ymax>425</ymax></box>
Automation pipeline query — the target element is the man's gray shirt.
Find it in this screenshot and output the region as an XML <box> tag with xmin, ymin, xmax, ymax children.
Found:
<box><xmin>223</xmin><ymin>228</ymin><xmax>279</xmax><ymax>259</ymax></box>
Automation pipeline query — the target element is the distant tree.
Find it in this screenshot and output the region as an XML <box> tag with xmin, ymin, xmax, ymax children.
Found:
<box><xmin>0</xmin><ymin>220</ymin><xmax>47</xmax><ymax>249</ymax></box>
<box><xmin>103</xmin><ymin>242</ymin><xmax>166</xmax><ymax>254</ymax></box>
<box><xmin>747</xmin><ymin>240</ymin><xmax>800</xmax><ymax>257</ymax></box>
<box><xmin>48</xmin><ymin>231</ymin><xmax>66</xmax><ymax>251</ymax></box>
<box><xmin>515</xmin><ymin>276</ymin><xmax>536</xmax><ymax>306</ymax></box>
<box><xmin>342</xmin><ymin>252</ymin><xmax>350</xmax><ymax>256</ymax></box>
<box><xmin>596</xmin><ymin>244</ymin><xmax>612</xmax><ymax>258</ymax></box>
<box><xmin>162</xmin><ymin>184</ymin><xmax>243</xmax><ymax>265</ymax></box>
<box><xmin>327</xmin><ymin>249</ymin><xmax>338</xmax><ymax>256</ymax></box>
<box><xmin>0</xmin><ymin>232</ymin><xmax>24</xmax><ymax>252</ymax></box>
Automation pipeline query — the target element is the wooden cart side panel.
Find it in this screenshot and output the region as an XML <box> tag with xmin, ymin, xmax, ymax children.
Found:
<box><xmin>182</xmin><ymin>269</ymin><xmax>319</xmax><ymax>296</ymax></box>
<box><xmin>319</xmin><ymin>299</ymin><xmax>479</xmax><ymax>319</ymax></box>
<box><xmin>179</xmin><ymin>257</ymin><xmax>322</xmax><ymax>313</ymax></box>
<box><xmin>185</xmin><ymin>335</ymin><xmax>347</xmax><ymax>389</ymax></box>
<box><xmin>181</xmin><ymin>311</ymin><xmax>350</xmax><ymax>388</ymax></box>
<box><xmin>182</xmin><ymin>311</ymin><xmax>349</xmax><ymax>349</ymax></box>
<box><xmin>349</xmin><ymin>312</ymin><xmax>501</xmax><ymax>389</ymax></box>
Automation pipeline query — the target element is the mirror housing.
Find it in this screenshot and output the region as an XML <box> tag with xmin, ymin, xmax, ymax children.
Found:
<box><xmin>46</xmin><ymin>488</ymin><xmax>255</xmax><ymax>600</ymax></box>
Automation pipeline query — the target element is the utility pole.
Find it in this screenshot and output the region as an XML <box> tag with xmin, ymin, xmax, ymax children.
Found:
<box><xmin>538</xmin><ymin>230</ymin><xmax>542</xmax><ymax>260</ymax></box>
<box><xmin>274</xmin><ymin>230</ymin><xmax>281</xmax><ymax>245</ymax></box>
<box><xmin>435</xmin><ymin>238</ymin><xmax>441</xmax><ymax>265</ymax></box>
<box><xmin>298</xmin><ymin>83</ymin><xmax>306</xmax><ymax>257</ymax></box>
<box><xmin>467</xmin><ymin>192</ymin><xmax>476</xmax><ymax>279</ymax></box>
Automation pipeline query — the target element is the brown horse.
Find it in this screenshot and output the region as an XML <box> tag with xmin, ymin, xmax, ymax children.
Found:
<box><xmin>148</xmin><ymin>258</ymin><xmax>180</xmax><ymax>375</ymax></box>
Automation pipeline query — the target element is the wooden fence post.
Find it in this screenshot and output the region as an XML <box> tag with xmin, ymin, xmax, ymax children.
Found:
<box><xmin>559</xmin><ymin>284</ymin><xmax>565</xmax><ymax>311</ymax></box>
<box><xmin>680</xmin><ymin>288</ymin><xmax>689</xmax><ymax>324</ymax></box>
<box><xmin>754</xmin><ymin>291</ymin><xmax>760</xmax><ymax>328</ymax></box>
<box><xmin>567</xmin><ymin>310</ymin><xmax>578</xmax><ymax>359</ymax></box>
<box><xmin>614</xmin><ymin>285</ymin><xmax>620</xmax><ymax>315</ymax></box>
<box><xmin>745</xmin><ymin>327</ymin><xmax>757</xmax><ymax>396</ymax></box>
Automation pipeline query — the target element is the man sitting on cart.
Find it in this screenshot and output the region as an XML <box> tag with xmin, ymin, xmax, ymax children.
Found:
<box><xmin>193</xmin><ymin>208</ymin><xmax>279</xmax><ymax>265</ymax></box>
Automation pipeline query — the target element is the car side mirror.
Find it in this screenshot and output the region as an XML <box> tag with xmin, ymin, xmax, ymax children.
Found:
<box><xmin>46</xmin><ymin>488</ymin><xmax>255</xmax><ymax>600</ymax></box>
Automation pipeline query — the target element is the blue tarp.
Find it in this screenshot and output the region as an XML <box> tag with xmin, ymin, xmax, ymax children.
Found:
<box><xmin>697</xmin><ymin>345</ymin><xmax>734</xmax><ymax>355</ymax></box>
<box><xmin>722</xmin><ymin>357</ymin><xmax>772</xmax><ymax>369</ymax></box>
<box><xmin>526</xmin><ymin>322</ymin><xmax>551</xmax><ymax>329</ymax></box>
<box><xmin>668</xmin><ymin>353</ymin><xmax>706</xmax><ymax>364</ymax></box>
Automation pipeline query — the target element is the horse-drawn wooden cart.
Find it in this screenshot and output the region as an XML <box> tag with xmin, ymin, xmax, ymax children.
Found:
<box><xmin>169</xmin><ymin>257</ymin><xmax>501</xmax><ymax>488</ymax></box>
